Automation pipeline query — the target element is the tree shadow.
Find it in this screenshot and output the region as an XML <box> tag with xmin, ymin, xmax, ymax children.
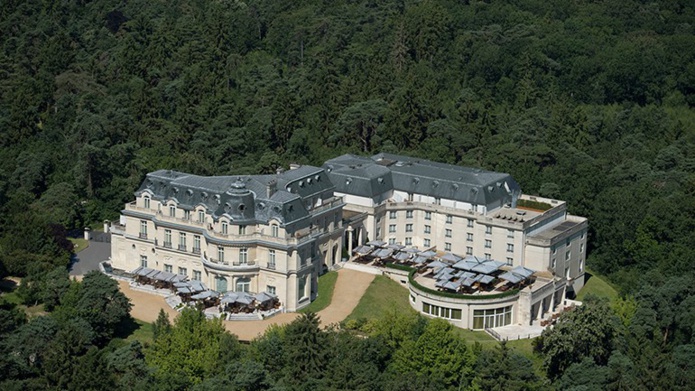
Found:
<box><xmin>0</xmin><ymin>278</ymin><xmax>18</xmax><ymax>293</ymax></box>
<box><xmin>113</xmin><ymin>316</ymin><xmax>143</xmax><ymax>339</ymax></box>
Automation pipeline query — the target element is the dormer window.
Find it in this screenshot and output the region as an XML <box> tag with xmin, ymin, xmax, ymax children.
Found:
<box><xmin>143</xmin><ymin>196</ymin><xmax>150</xmax><ymax>209</ymax></box>
<box><xmin>169</xmin><ymin>205</ymin><xmax>175</xmax><ymax>217</ymax></box>
<box><xmin>222</xmin><ymin>222</ymin><xmax>228</xmax><ymax>235</ymax></box>
<box><xmin>198</xmin><ymin>210</ymin><xmax>205</xmax><ymax>223</ymax></box>
<box><xmin>271</xmin><ymin>225</ymin><xmax>279</xmax><ymax>237</ymax></box>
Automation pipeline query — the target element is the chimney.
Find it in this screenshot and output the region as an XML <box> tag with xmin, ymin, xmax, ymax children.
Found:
<box><xmin>266</xmin><ymin>179</ymin><xmax>277</xmax><ymax>198</ymax></box>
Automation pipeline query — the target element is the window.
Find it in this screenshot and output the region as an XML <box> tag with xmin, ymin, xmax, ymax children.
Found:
<box><xmin>406</xmin><ymin>224</ymin><xmax>413</xmax><ymax>232</ymax></box>
<box><xmin>424</xmin><ymin>225</ymin><xmax>431</xmax><ymax>234</ymax></box>
<box><xmin>466</xmin><ymin>246</ymin><xmax>473</xmax><ymax>255</ymax></box>
<box><xmin>406</xmin><ymin>210</ymin><xmax>413</xmax><ymax>219</ymax></box>
<box><xmin>580</xmin><ymin>243</ymin><xmax>584</xmax><ymax>253</ymax></box>
<box><xmin>218</xmin><ymin>247</ymin><xmax>225</xmax><ymax>263</ymax></box>
<box><xmin>376</xmin><ymin>227</ymin><xmax>381</xmax><ymax>239</ymax></box>
<box><xmin>551</xmin><ymin>258</ymin><xmax>556</xmax><ymax>269</ymax></box>
<box><xmin>467</xmin><ymin>219</ymin><xmax>474</xmax><ymax>228</ymax></box>
<box><xmin>198</xmin><ymin>210</ymin><xmax>205</xmax><ymax>223</ymax></box>
<box><xmin>407</xmin><ymin>193</ymin><xmax>413</xmax><ymax>201</ymax></box>
<box><xmin>184</xmin><ymin>210</ymin><xmax>190</xmax><ymax>220</ymax></box>
<box><xmin>140</xmin><ymin>255</ymin><xmax>148</xmax><ymax>268</ymax></box>
<box><xmin>405</xmin><ymin>237</ymin><xmax>412</xmax><ymax>245</ymax></box>
<box><xmin>239</xmin><ymin>248</ymin><xmax>248</xmax><ymax>264</ymax></box>
<box><xmin>565</xmin><ymin>267</ymin><xmax>570</xmax><ymax>279</ymax></box>
<box><xmin>581</xmin><ymin>232</ymin><xmax>585</xmax><ymax>240</ymax></box>
<box><xmin>507</xmin><ymin>243</ymin><xmax>514</xmax><ymax>252</ymax></box>
<box><xmin>445</xmin><ymin>242</ymin><xmax>452</xmax><ymax>251</ymax></box>
<box><xmin>565</xmin><ymin>251</ymin><xmax>571</xmax><ymax>261</ymax></box>
<box><xmin>169</xmin><ymin>205</ymin><xmax>175</xmax><ymax>217</ymax></box>
<box><xmin>236</xmin><ymin>277</ymin><xmax>250</xmax><ymax>293</ymax></box>
<box><xmin>298</xmin><ymin>275</ymin><xmax>308</xmax><ymax>300</ymax></box>
<box><xmin>239</xmin><ymin>225</ymin><xmax>246</xmax><ymax>235</ymax></box>
<box><xmin>484</xmin><ymin>253</ymin><xmax>491</xmax><ymax>260</ymax></box>
<box><xmin>445</xmin><ymin>229</ymin><xmax>452</xmax><ymax>238</ymax></box>
<box><xmin>579</xmin><ymin>260</ymin><xmax>584</xmax><ymax>272</ymax></box>
<box><xmin>222</xmin><ymin>222</ymin><xmax>228</xmax><ymax>235</ymax></box>
<box><xmin>164</xmin><ymin>264</ymin><xmax>172</xmax><ymax>273</ymax></box>
<box><xmin>506</xmin><ymin>257</ymin><xmax>513</xmax><ymax>265</ymax></box>
<box><xmin>268</xmin><ymin>250</ymin><xmax>276</xmax><ymax>269</ymax></box>
<box><xmin>193</xmin><ymin>270</ymin><xmax>201</xmax><ymax>281</ymax></box>
<box><xmin>178</xmin><ymin>267</ymin><xmax>187</xmax><ymax>276</ymax></box>
<box><xmin>389</xmin><ymin>211</ymin><xmax>397</xmax><ymax>219</ymax></box>
<box><xmin>267</xmin><ymin>285</ymin><xmax>276</xmax><ymax>295</ymax></box>
<box><xmin>139</xmin><ymin>220</ymin><xmax>148</xmax><ymax>239</ymax></box>
<box><xmin>164</xmin><ymin>230</ymin><xmax>172</xmax><ymax>248</ymax></box>
<box><xmin>485</xmin><ymin>239</ymin><xmax>492</xmax><ymax>248</ymax></box>
<box><xmin>271</xmin><ymin>224</ymin><xmax>279</xmax><ymax>237</ymax></box>
<box><xmin>485</xmin><ymin>226</ymin><xmax>492</xmax><ymax>235</ymax></box>
<box><xmin>143</xmin><ymin>196</ymin><xmax>150</xmax><ymax>209</ymax></box>
<box><xmin>552</xmin><ymin>247</ymin><xmax>557</xmax><ymax>255</ymax></box>
<box><xmin>389</xmin><ymin>224</ymin><xmax>396</xmax><ymax>233</ymax></box>
<box><xmin>422</xmin><ymin>302</ymin><xmax>462</xmax><ymax>320</ymax></box>
<box><xmin>193</xmin><ymin>235</ymin><xmax>201</xmax><ymax>254</ymax></box>
<box><xmin>178</xmin><ymin>232</ymin><xmax>186</xmax><ymax>251</ymax></box>
<box><xmin>472</xmin><ymin>306</ymin><xmax>512</xmax><ymax>329</ymax></box>
<box><xmin>425</xmin><ymin>212</ymin><xmax>432</xmax><ymax>220</ymax></box>
<box><xmin>388</xmin><ymin>238</ymin><xmax>396</xmax><ymax>245</ymax></box>
<box><xmin>507</xmin><ymin>229</ymin><xmax>514</xmax><ymax>239</ymax></box>
<box><xmin>446</xmin><ymin>215</ymin><xmax>453</xmax><ymax>224</ymax></box>
<box><xmin>434</xmin><ymin>197</ymin><xmax>441</xmax><ymax>205</ymax></box>
<box><xmin>467</xmin><ymin>233</ymin><xmax>473</xmax><ymax>242</ymax></box>
<box><xmin>566</xmin><ymin>238</ymin><xmax>570</xmax><ymax>246</ymax></box>
<box><xmin>424</xmin><ymin>238</ymin><xmax>431</xmax><ymax>247</ymax></box>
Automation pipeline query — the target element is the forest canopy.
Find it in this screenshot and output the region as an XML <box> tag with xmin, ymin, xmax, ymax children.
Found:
<box><xmin>1</xmin><ymin>1</ymin><xmax>695</xmax><ymax>390</ymax></box>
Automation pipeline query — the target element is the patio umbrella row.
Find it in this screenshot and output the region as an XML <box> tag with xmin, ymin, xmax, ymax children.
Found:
<box><xmin>132</xmin><ymin>266</ymin><xmax>188</xmax><ymax>283</ymax></box>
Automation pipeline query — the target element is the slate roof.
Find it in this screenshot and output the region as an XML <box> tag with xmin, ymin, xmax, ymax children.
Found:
<box><xmin>135</xmin><ymin>165</ymin><xmax>337</xmax><ymax>229</ymax></box>
<box><xmin>323</xmin><ymin>153</ymin><xmax>521</xmax><ymax>207</ymax></box>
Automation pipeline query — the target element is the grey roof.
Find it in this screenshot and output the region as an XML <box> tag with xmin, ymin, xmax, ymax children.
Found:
<box><xmin>322</xmin><ymin>154</ymin><xmax>393</xmax><ymax>198</ymax></box>
<box><xmin>135</xmin><ymin>165</ymin><xmax>337</xmax><ymax>229</ymax></box>
<box><xmin>323</xmin><ymin>153</ymin><xmax>521</xmax><ymax>207</ymax></box>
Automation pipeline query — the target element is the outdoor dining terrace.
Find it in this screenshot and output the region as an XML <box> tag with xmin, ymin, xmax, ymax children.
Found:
<box><xmin>129</xmin><ymin>266</ymin><xmax>282</xmax><ymax>319</ymax></box>
<box><xmin>350</xmin><ymin>242</ymin><xmax>537</xmax><ymax>298</ymax></box>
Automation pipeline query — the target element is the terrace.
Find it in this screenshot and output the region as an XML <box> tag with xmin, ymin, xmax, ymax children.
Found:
<box><xmin>350</xmin><ymin>243</ymin><xmax>538</xmax><ymax>298</ymax></box>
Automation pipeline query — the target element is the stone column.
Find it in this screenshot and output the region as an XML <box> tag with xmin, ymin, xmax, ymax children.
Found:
<box><xmin>357</xmin><ymin>226</ymin><xmax>363</xmax><ymax>245</ymax></box>
<box><xmin>346</xmin><ymin>226</ymin><xmax>354</xmax><ymax>255</ymax></box>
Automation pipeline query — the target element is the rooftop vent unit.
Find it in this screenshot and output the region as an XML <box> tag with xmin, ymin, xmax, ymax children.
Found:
<box><xmin>516</xmin><ymin>211</ymin><xmax>527</xmax><ymax>216</ymax></box>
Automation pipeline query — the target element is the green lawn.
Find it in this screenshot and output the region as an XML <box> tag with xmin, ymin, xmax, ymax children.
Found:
<box><xmin>576</xmin><ymin>269</ymin><xmax>619</xmax><ymax>302</ymax></box>
<box><xmin>69</xmin><ymin>237</ymin><xmax>90</xmax><ymax>253</ymax></box>
<box><xmin>301</xmin><ymin>271</ymin><xmax>339</xmax><ymax>313</ymax></box>
<box><xmin>344</xmin><ymin>276</ymin><xmax>415</xmax><ymax>322</ymax></box>
<box><xmin>125</xmin><ymin>320</ymin><xmax>154</xmax><ymax>344</ymax></box>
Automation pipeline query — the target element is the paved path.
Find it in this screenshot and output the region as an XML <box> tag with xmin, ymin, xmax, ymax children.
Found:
<box><xmin>70</xmin><ymin>238</ymin><xmax>111</xmax><ymax>276</ymax></box>
<box><xmin>117</xmin><ymin>268</ymin><xmax>376</xmax><ymax>341</ymax></box>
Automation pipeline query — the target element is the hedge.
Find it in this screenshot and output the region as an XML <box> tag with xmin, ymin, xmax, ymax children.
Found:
<box><xmin>383</xmin><ymin>263</ymin><xmax>415</xmax><ymax>272</ymax></box>
<box><xmin>516</xmin><ymin>199</ymin><xmax>553</xmax><ymax>211</ymax></box>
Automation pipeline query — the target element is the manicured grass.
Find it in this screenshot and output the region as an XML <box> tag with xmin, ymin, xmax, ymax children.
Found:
<box><xmin>452</xmin><ymin>328</ymin><xmax>496</xmax><ymax>343</ymax></box>
<box><xmin>576</xmin><ymin>269</ymin><xmax>619</xmax><ymax>302</ymax></box>
<box><xmin>69</xmin><ymin>237</ymin><xmax>90</xmax><ymax>253</ymax></box>
<box><xmin>300</xmin><ymin>271</ymin><xmax>339</xmax><ymax>313</ymax></box>
<box><xmin>125</xmin><ymin>320</ymin><xmax>154</xmax><ymax>344</ymax></box>
<box><xmin>345</xmin><ymin>276</ymin><xmax>415</xmax><ymax>322</ymax></box>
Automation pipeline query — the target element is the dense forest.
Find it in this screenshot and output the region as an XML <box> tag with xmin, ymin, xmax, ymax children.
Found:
<box><xmin>1</xmin><ymin>0</ymin><xmax>695</xmax><ymax>389</ymax></box>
